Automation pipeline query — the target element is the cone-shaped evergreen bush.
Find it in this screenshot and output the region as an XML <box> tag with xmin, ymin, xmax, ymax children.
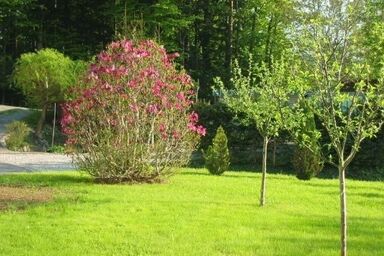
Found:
<box><xmin>292</xmin><ymin>147</ymin><xmax>323</xmax><ymax>180</ymax></box>
<box><xmin>204</xmin><ymin>126</ymin><xmax>230</xmax><ymax>175</ymax></box>
<box><xmin>292</xmin><ymin>106</ymin><xmax>323</xmax><ymax>180</ymax></box>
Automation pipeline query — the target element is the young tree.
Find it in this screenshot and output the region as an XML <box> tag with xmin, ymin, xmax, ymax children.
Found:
<box><xmin>204</xmin><ymin>125</ymin><xmax>230</xmax><ymax>175</ymax></box>
<box><xmin>291</xmin><ymin>1</ymin><xmax>384</xmax><ymax>255</ymax></box>
<box><xmin>216</xmin><ymin>57</ymin><xmax>291</xmax><ymax>206</ymax></box>
<box><xmin>13</xmin><ymin>48</ymin><xmax>81</xmax><ymax>138</ymax></box>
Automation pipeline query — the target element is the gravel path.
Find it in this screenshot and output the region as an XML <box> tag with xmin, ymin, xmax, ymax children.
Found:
<box><xmin>0</xmin><ymin>152</ymin><xmax>74</xmax><ymax>173</ymax></box>
<box><xmin>0</xmin><ymin>105</ymin><xmax>75</xmax><ymax>173</ymax></box>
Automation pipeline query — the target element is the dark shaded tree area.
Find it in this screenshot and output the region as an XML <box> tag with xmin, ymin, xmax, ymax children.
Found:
<box><xmin>0</xmin><ymin>0</ymin><xmax>293</xmax><ymax>105</ymax></box>
<box><xmin>0</xmin><ymin>0</ymin><xmax>113</xmax><ymax>105</ymax></box>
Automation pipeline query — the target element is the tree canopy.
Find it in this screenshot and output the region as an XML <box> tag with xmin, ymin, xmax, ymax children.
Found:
<box><xmin>13</xmin><ymin>48</ymin><xmax>83</xmax><ymax>136</ymax></box>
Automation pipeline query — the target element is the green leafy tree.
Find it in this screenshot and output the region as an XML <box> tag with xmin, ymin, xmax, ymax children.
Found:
<box><xmin>204</xmin><ymin>126</ymin><xmax>230</xmax><ymax>175</ymax></box>
<box><xmin>13</xmin><ymin>48</ymin><xmax>81</xmax><ymax>137</ymax></box>
<box><xmin>291</xmin><ymin>1</ymin><xmax>384</xmax><ymax>255</ymax></box>
<box><xmin>360</xmin><ymin>0</ymin><xmax>384</xmax><ymax>77</ymax></box>
<box><xmin>217</xmin><ymin>56</ymin><xmax>292</xmax><ymax>206</ymax></box>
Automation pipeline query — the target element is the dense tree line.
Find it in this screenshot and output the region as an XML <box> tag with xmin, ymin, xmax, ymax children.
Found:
<box><xmin>0</xmin><ymin>0</ymin><xmax>294</xmax><ymax>104</ymax></box>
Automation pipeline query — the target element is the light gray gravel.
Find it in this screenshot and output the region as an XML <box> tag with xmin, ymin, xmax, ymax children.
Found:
<box><xmin>0</xmin><ymin>151</ymin><xmax>74</xmax><ymax>173</ymax></box>
<box><xmin>0</xmin><ymin>105</ymin><xmax>75</xmax><ymax>173</ymax></box>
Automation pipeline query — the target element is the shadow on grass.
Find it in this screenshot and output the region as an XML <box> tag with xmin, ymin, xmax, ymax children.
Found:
<box><xmin>180</xmin><ymin>171</ymin><xmax>257</xmax><ymax>179</ymax></box>
<box><xmin>302</xmin><ymin>181</ymin><xmax>384</xmax><ymax>193</ymax></box>
<box><xmin>355</xmin><ymin>192</ymin><xmax>383</xmax><ymax>198</ymax></box>
<box><xmin>0</xmin><ymin>173</ymin><xmax>93</xmax><ymax>187</ymax></box>
<box><xmin>276</xmin><ymin>215</ymin><xmax>384</xmax><ymax>253</ymax></box>
<box><xmin>180</xmin><ymin>168</ymin><xmax>296</xmax><ymax>180</ymax></box>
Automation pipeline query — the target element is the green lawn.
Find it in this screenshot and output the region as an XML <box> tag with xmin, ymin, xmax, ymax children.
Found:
<box><xmin>0</xmin><ymin>169</ymin><xmax>383</xmax><ymax>256</ymax></box>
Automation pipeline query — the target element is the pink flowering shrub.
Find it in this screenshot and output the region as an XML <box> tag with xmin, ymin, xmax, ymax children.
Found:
<box><xmin>61</xmin><ymin>39</ymin><xmax>205</xmax><ymax>183</ymax></box>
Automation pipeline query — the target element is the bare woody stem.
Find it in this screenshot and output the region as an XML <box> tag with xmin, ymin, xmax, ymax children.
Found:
<box><xmin>260</xmin><ymin>136</ymin><xmax>269</xmax><ymax>206</ymax></box>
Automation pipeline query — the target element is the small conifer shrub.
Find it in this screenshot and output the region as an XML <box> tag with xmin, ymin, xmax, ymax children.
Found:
<box><xmin>292</xmin><ymin>106</ymin><xmax>323</xmax><ymax>180</ymax></box>
<box><xmin>5</xmin><ymin>121</ymin><xmax>31</xmax><ymax>151</ymax></box>
<box><xmin>292</xmin><ymin>147</ymin><xmax>323</xmax><ymax>180</ymax></box>
<box><xmin>204</xmin><ymin>126</ymin><xmax>230</xmax><ymax>175</ymax></box>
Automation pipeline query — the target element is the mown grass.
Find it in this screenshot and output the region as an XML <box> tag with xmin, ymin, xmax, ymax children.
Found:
<box><xmin>0</xmin><ymin>169</ymin><xmax>383</xmax><ymax>256</ymax></box>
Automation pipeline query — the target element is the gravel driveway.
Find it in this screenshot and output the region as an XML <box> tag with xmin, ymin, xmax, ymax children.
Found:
<box><xmin>0</xmin><ymin>105</ymin><xmax>75</xmax><ymax>173</ymax></box>
<box><xmin>0</xmin><ymin>151</ymin><xmax>74</xmax><ymax>173</ymax></box>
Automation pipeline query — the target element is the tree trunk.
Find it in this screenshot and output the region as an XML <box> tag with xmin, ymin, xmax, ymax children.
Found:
<box><xmin>272</xmin><ymin>139</ymin><xmax>276</xmax><ymax>167</ymax></box>
<box><xmin>36</xmin><ymin>104</ymin><xmax>47</xmax><ymax>138</ymax></box>
<box><xmin>260</xmin><ymin>136</ymin><xmax>269</xmax><ymax>206</ymax></box>
<box><xmin>234</xmin><ymin>0</ymin><xmax>239</xmax><ymax>58</ymax></box>
<box><xmin>264</xmin><ymin>15</ymin><xmax>274</xmax><ymax>67</ymax></box>
<box><xmin>250</xmin><ymin>10</ymin><xmax>257</xmax><ymax>57</ymax></box>
<box><xmin>225</xmin><ymin>0</ymin><xmax>234</xmax><ymax>81</ymax></box>
<box><xmin>339</xmin><ymin>164</ymin><xmax>347</xmax><ymax>256</ymax></box>
<box><xmin>51</xmin><ymin>103</ymin><xmax>57</xmax><ymax>147</ymax></box>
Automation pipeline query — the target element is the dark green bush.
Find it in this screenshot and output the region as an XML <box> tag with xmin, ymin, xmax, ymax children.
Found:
<box><xmin>292</xmin><ymin>147</ymin><xmax>323</xmax><ymax>180</ymax></box>
<box><xmin>192</xmin><ymin>101</ymin><xmax>259</xmax><ymax>150</ymax></box>
<box><xmin>204</xmin><ymin>126</ymin><xmax>230</xmax><ymax>175</ymax></box>
<box><xmin>5</xmin><ymin>121</ymin><xmax>31</xmax><ymax>151</ymax></box>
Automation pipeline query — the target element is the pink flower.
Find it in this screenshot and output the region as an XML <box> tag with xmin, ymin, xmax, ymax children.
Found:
<box><xmin>173</xmin><ymin>131</ymin><xmax>181</xmax><ymax>140</ymax></box>
<box><xmin>189</xmin><ymin>112</ymin><xmax>199</xmax><ymax>123</ymax></box>
<box><xmin>159</xmin><ymin>123</ymin><xmax>166</xmax><ymax>133</ymax></box>
<box><xmin>152</xmin><ymin>80</ymin><xmax>167</xmax><ymax>97</ymax></box>
<box><xmin>62</xmin><ymin>127</ymin><xmax>74</xmax><ymax>135</ymax></box>
<box><xmin>155</xmin><ymin>80</ymin><xmax>166</xmax><ymax>88</ymax></box>
<box><xmin>175</xmin><ymin>74</ymin><xmax>192</xmax><ymax>86</ymax></box>
<box><xmin>152</xmin><ymin>84</ymin><xmax>161</xmax><ymax>97</ymax></box>
<box><xmin>128</xmin><ymin>79</ymin><xmax>138</xmax><ymax>88</ymax></box>
<box><xmin>134</xmin><ymin>49</ymin><xmax>150</xmax><ymax>58</ymax></box>
<box><xmin>167</xmin><ymin>52</ymin><xmax>180</xmax><ymax>61</ymax></box>
<box><xmin>187</xmin><ymin>123</ymin><xmax>197</xmax><ymax>132</ymax></box>
<box><xmin>142</xmin><ymin>67</ymin><xmax>159</xmax><ymax>79</ymax></box>
<box><xmin>65</xmin><ymin>137</ymin><xmax>77</xmax><ymax>145</ymax></box>
<box><xmin>61</xmin><ymin>113</ymin><xmax>74</xmax><ymax>127</ymax></box>
<box><xmin>98</xmin><ymin>52</ymin><xmax>112</xmax><ymax>62</ymax></box>
<box><xmin>176</xmin><ymin>92</ymin><xmax>185</xmax><ymax>101</ymax></box>
<box><xmin>105</xmin><ymin>65</ymin><xmax>127</xmax><ymax>77</ymax></box>
<box><xmin>187</xmin><ymin>118</ymin><xmax>206</xmax><ymax>136</ymax></box>
<box><xmin>159</xmin><ymin>123</ymin><xmax>168</xmax><ymax>139</ymax></box>
<box><xmin>101</xmin><ymin>83</ymin><xmax>113</xmax><ymax>91</ymax></box>
<box><xmin>83</xmin><ymin>88</ymin><xmax>94</xmax><ymax>98</ymax></box>
<box><xmin>147</xmin><ymin>104</ymin><xmax>159</xmax><ymax>114</ymax></box>
<box><xmin>162</xmin><ymin>57</ymin><xmax>171</xmax><ymax>67</ymax></box>
<box><xmin>122</xmin><ymin>40</ymin><xmax>133</xmax><ymax>52</ymax></box>
<box><xmin>109</xmin><ymin>41</ymin><xmax>121</xmax><ymax>49</ymax></box>
<box><xmin>196</xmin><ymin>125</ymin><xmax>206</xmax><ymax>136</ymax></box>
<box><xmin>113</xmin><ymin>66</ymin><xmax>128</xmax><ymax>77</ymax></box>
